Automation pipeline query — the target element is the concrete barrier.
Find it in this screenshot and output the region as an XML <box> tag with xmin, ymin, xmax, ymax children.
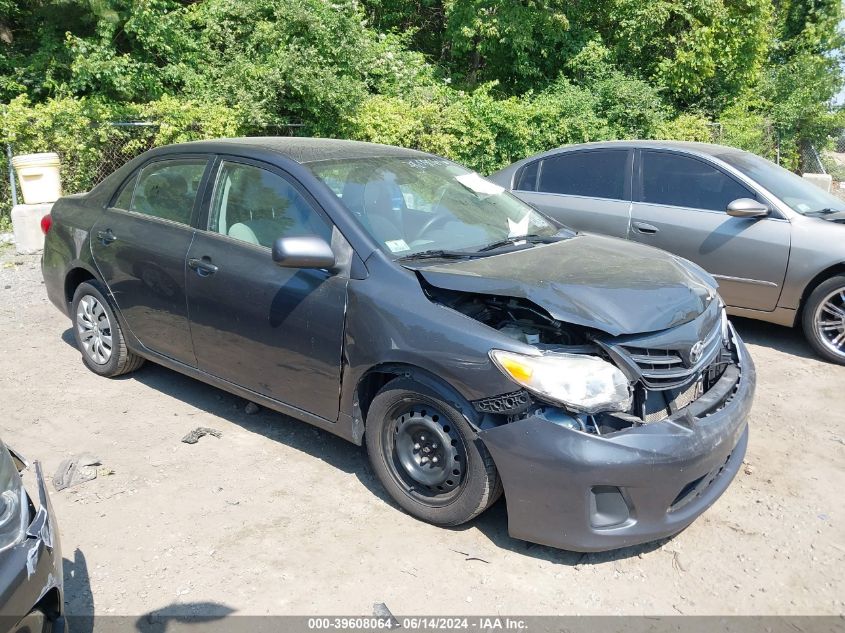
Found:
<box><xmin>801</xmin><ymin>172</ymin><xmax>833</xmax><ymax>192</ymax></box>
<box><xmin>11</xmin><ymin>202</ymin><xmax>52</xmax><ymax>254</ymax></box>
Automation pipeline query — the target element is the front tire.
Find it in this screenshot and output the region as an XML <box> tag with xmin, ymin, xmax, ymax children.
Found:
<box><xmin>365</xmin><ymin>377</ymin><xmax>502</xmax><ymax>526</ymax></box>
<box><xmin>71</xmin><ymin>281</ymin><xmax>145</xmax><ymax>377</ymax></box>
<box><xmin>802</xmin><ymin>274</ymin><xmax>845</xmax><ymax>365</ymax></box>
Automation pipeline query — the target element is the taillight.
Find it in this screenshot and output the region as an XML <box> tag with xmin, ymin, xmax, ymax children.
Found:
<box><xmin>40</xmin><ymin>214</ymin><xmax>52</xmax><ymax>235</ymax></box>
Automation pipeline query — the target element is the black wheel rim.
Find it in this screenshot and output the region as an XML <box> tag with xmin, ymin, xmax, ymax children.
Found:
<box><xmin>382</xmin><ymin>399</ymin><xmax>467</xmax><ymax>506</ymax></box>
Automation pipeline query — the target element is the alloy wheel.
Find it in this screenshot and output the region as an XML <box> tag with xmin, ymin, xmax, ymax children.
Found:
<box><xmin>76</xmin><ymin>294</ymin><xmax>113</xmax><ymax>365</ymax></box>
<box><xmin>814</xmin><ymin>286</ymin><xmax>845</xmax><ymax>360</ymax></box>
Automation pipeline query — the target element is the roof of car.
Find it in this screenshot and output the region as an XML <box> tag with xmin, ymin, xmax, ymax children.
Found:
<box><xmin>561</xmin><ymin>140</ymin><xmax>746</xmax><ymax>156</ymax></box>
<box><xmin>169</xmin><ymin>137</ymin><xmax>431</xmax><ymax>164</ymax></box>
<box><xmin>489</xmin><ymin>140</ymin><xmax>750</xmax><ymax>179</ymax></box>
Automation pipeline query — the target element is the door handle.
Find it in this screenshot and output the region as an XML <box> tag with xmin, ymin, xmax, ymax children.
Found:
<box><xmin>632</xmin><ymin>221</ymin><xmax>659</xmax><ymax>235</ymax></box>
<box><xmin>96</xmin><ymin>229</ymin><xmax>117</xmax><ymax>244</ymax></box>
<box><xmin>188</xmin><ymin>257</ymin><xmax>219</xmax><ymax>276</ymax></box>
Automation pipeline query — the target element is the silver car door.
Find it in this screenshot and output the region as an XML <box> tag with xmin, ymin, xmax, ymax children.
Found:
<box><xmin>509</xmin><ymin>149</ymin><xmax>633</xmax><ymax>239</ymax></box>
<box><xmin>629</xmin><ymin>149</ymin><xmax>790</xmax><ymax>312</ymax></box>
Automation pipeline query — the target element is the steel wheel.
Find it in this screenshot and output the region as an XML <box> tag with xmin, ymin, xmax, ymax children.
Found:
<box><xmin>76</xmin><ymin>294</ymin><xmax>113</xmax><ymax>365</ymax></box>
<box><xmin>814</xmin><ymin>286</ymin><xmax>845</xmax><ymax>360</ymax></box>
<box><xmin>384</xmin><ymin>403</ymin><xmax>467</xmax><ymax>506</ymax></box>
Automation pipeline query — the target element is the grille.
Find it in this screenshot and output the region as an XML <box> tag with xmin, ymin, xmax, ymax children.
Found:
<box><xmin>621</xmin><ymin>324</ymin><xmax>723</xmax><ymax>391</ymax></box>
<box><xmin>641</xmin><ymin>380</ymin><xmax>703</xmax><ymax>423</ymax></box>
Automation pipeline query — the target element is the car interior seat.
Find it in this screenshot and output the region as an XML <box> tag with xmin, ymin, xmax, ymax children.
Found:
<box><xmin>225</xmin><ymin>170</ymin><xmax>327</xmax><ymax>248</ymax></box>
<box><xmin>136</xmin><ymin>171</ymin><xmax>190</xmax><ymax>222</ymax></box>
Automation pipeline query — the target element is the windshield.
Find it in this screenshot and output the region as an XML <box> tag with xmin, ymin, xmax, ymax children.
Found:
<box><xmin>719</xmin><ymin>151</ymin><xmax>845</xmax><ymax>215</ymax></box>
<box><xmin>307</xmin><ymin>156</ymin><xmax>563</xmax><ymax>257</ymax></box>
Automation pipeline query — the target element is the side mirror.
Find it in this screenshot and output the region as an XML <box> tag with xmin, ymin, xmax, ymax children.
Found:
<box><xmin>726</xmin><ymin>198</ymin><xmax>769</xmax><ymax>218</ymax></box>
<box><xmin>272</xmin><ymin>236</ymin><xmax>336</xmax><ymax>269</ymax></box>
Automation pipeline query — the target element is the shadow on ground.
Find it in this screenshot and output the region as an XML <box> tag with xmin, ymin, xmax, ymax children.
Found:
<box><xmin>64</xmin><ymin>548</ymin><xmax>94</xmax><ymax>633</ymax></box>
<box><xmin>731</xmin><ymin>316</ymin><xmax>815</xmax><ymax>359</ymax></box>
<box><xmin>59</xmin><ymin>328</ymin><xmax>681</xmax><ymax>565</ymax></box>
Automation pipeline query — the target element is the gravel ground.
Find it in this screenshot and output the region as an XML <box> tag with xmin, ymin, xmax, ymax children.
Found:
<box><xmin>1</xmin><ymin>244</ymin><xmax>843</xmax><ymax>619</ymax></box>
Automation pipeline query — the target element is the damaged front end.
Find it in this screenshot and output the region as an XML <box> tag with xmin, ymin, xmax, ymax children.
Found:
<box><xmin>425</xmin><ymin>283</ymin><xmax>754</xmax><ymax>552</ymax></box>
<box><xmin>0</xmin><ymin>443</ymin><xmax>65</xmax><ymax>631</ymax></box>
<box><xmin>426</xmin><ymin>283</ymin><xmax>738</xmax><ymax>434</ymax></box>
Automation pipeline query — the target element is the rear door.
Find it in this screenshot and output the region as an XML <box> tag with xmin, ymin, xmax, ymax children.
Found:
<box><xmin>91</xmin><ymin>156</ymin><xmax>211</xmax><ymax>364</ymax></box>
<box><xmin>630</xmin><ymin>149</ymin><xmax>790</xmax><ymax>311</ymax></box>
<box><xmin>509</xmin><ymin>149</ymin><xmax>632</xmax><ymax>238</ymax></box>
<box><xmin>185</xmin><ymin>157</ymin><xmax>348</xmax><ymax>421</ymax></box>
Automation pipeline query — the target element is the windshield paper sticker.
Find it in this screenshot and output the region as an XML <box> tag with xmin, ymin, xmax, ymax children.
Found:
<box><xmin>508</xmin><ymin>213</ymin><xmax>530</xmax><ymax>237</ymax></box>
<box><xmin>455</xmin><ymin>172</ymin><xmax>505</xmax><ymax>196</ymax></box>
<box><xmin>385</xmin><ymin>239</ymin><xmax>410</xmax><ymax>253</ymax></box>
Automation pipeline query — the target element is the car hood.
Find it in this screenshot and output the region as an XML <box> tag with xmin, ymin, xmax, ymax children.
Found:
<box><xmin>411</xmin><ymin>234</ymin><xmax>718</xmax><ymax>336</ymax></box>
<box><xmin>814</xmin><ymin>211</ymin><xmax>845</xmax><ymax>223</ymax></box>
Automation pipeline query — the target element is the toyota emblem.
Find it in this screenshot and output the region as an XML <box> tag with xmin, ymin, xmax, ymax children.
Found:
<box><xmin>690</xmin><ymin>340</ymin><xmax>705</xmax><ymax>364</ymax></box>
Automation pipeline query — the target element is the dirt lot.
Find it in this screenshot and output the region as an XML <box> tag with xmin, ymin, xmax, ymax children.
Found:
<box><xmin>1</xmin><ymin>245</ymin><xmax>843</xmax><ymax>618</ymax></box>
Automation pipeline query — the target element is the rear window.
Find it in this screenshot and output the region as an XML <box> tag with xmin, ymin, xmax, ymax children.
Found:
<box><xmin>536</xmin><ymin>150</ymin><xmax>629</xmax><ymax>200</ymax></box>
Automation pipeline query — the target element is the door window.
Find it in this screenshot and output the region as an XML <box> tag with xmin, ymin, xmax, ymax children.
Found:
<box><xmin>130</xmin><ymin>160</ymin><xmax>207</xmax><ymax>224</ymax></box>
<box><xmin>536</xmin><ymin>150</ymin><xmax>628</xmax><ymax>200</ymax></box>
<box><xmin>208</xmin><ymin>162</ymin><xmax>331</xmax><ymax>248</ymax></box>
<box><xmin>113</xmin><ymin>174</ymin><xmax>137</xmax><ymax>210</ymax></box>
<box><xmin>514</xmin><ymin>160</ymin><xmax>540</xmax><ymax>191</ymax></box>
<box><xmin>640</xmin><ymin>151</ymin><xmax>753</xmax><ymax>211</ymax></box>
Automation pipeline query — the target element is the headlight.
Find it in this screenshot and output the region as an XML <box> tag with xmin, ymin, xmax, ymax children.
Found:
<box><xmin>490</xmin><ymin>350</ymin><xmax>632</xmax><ymax>414</ymax></box>
<box><xmin>0</xmin><ymin>442</ymin><xmax>26</xmax><ymax>552</ymax></box>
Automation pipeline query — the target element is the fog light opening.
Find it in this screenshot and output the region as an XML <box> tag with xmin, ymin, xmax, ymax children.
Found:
<box><xmin>589</xmin><ymin>485</ymin><xmax>630</xmax><ymax>529</ymax></box>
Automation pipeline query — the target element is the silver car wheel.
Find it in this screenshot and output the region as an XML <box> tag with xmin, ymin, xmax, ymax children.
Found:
<box><xmin>814</xmin><ymin>287</ymin><xmax>845</xmax><ymax>359</ymax></box>
<box><xmin>76</xmin><ymin>294</ymin><xmax>113</xmax><ymax>365</ymax></box>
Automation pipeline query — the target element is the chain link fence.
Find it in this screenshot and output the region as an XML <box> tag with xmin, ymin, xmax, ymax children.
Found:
<box><xmin>89</xmin><ymin>122</ymin><xmax>160</xmax><ymax>187</ymax></box>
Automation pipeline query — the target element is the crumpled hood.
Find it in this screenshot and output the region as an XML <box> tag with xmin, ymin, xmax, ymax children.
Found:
<box><xmin>413</xmin><ymin>234</ymin><xmax>718</xmax><ymax>336</ymax></box>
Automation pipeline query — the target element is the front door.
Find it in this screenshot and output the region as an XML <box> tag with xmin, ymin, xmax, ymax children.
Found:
<box><xmin>629</xmin><ymin>150</ymin><xmax>790</xmax><ymax>311</ymax></box>
<box><xmin>185</xmin><ymin>158</ymin><xmax>348</xmax><ymax>421</ymax></box>
<box><xmin>90</xmin><ymin>157</ymin><xmax>210</xmax><ymax>364</ymax></box>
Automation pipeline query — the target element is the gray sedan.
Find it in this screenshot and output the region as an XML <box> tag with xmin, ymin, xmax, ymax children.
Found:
<box><xmin>490</xmin><ymin>141</ymin><xmax>845</xmax><ymax>364</ymax></box>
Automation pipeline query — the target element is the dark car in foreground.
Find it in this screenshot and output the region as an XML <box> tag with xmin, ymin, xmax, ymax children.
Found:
<box><xmin>0</xmin><ymin>440</ymin><xmax>64</xmax><ymax>633</ymax></box>
<box><xmin>490</xmin><ymin>141</ymin><xmax>845</xmax><ymax>365</ymax></box>
<box><xmin>41</xmin><ymin>138</ymin><xmax>754</xmax><ymax>551</ymax></box>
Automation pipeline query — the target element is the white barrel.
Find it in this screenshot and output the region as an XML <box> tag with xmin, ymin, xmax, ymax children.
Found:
<box><xmin>11</xmin><ymin>152</ymin><xmax>62</xmax><ymax>204</ymax></box>
<box><xmin>10</xmin><ymin>203</ymin><xmax>52</xmax><ymax>254</ymax></box>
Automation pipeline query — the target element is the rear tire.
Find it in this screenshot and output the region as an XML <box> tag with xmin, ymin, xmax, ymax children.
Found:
<box><xmin>802</xmin><ymin>274</ymin><xmax>845</xmax><ymax>365</ymax></box>
<box><xmin>71</xmin><ymin>281</ymin><xmax>145</xmax><ymax>377</ymax></box>
<box><xmin>364</xmin><ymin>377</ymin><xmax>502</xmax><ymax>526</ymax></box>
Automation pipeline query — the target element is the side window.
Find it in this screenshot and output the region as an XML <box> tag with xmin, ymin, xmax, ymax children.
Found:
<box><xmin>209</xmin><ymin>162</ymin><xmax>331</xmax><ymax>248</ymax></box>
<box><xmin>640</xmin><ymin>151</ymin><xmax>753</xmax><ymax>211</ymax></box>
<box><xmin>113</xmin><ymin>174</ymin><xmax>137</xmax><ymax>210</ymax></box>
<box><xmin>130</xmin><ymin>159</ymin><xmax>207</xmax><ymax>224</ymax></box>
<box><xmin>537</xmin><ymin>150</ymin><xmax>628</xmax><ymax>200</ymax></box>
<box><xmin>515</xmin><ymin>161</ymin><xmax>539</xmax><ymax>191</ymax></box>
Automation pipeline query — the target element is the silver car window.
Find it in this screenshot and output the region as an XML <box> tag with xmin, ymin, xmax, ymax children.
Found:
<box><xmin>641</xmin><ymin>151</ymin><xmax>752</xmax><ymax>212</ymax></box>
<box><xmin>719</xmin><ymin>151</ymin><xmax>845</xmax><ymax>215</ymax></box>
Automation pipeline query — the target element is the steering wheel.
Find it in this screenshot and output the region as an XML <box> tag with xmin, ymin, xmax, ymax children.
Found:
<box><xmin>413</xmin><ymin>212</ymin><xmax>453</xmax><ymax>242</ymax></box>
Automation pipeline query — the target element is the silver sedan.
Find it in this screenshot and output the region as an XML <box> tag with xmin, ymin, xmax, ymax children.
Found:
<box><xmin>490</xmin><ymin>141</ymin><xmax>845</xmax><ymax>364</ymax></box>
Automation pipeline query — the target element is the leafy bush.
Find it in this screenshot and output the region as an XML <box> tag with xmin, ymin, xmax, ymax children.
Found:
<box><xmin>352</xmin><ymin>80</ymin><xmax>610</xmax><ymax>173</ymax></box>
<box><xmin>655</xmin><ymin>113</ymin><xmax>713</xmax><ymax>142</ymax></box>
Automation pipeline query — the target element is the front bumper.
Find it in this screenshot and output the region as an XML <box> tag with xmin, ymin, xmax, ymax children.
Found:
<box><xmin>479</xmin><ymin>333</ymin><xmax>755</xmax><ymax>552</ymax></box>
<box><xmin>0</xmin><ymin>458</ymin><xmax>65</xmax><ymax>632</ymax></box>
